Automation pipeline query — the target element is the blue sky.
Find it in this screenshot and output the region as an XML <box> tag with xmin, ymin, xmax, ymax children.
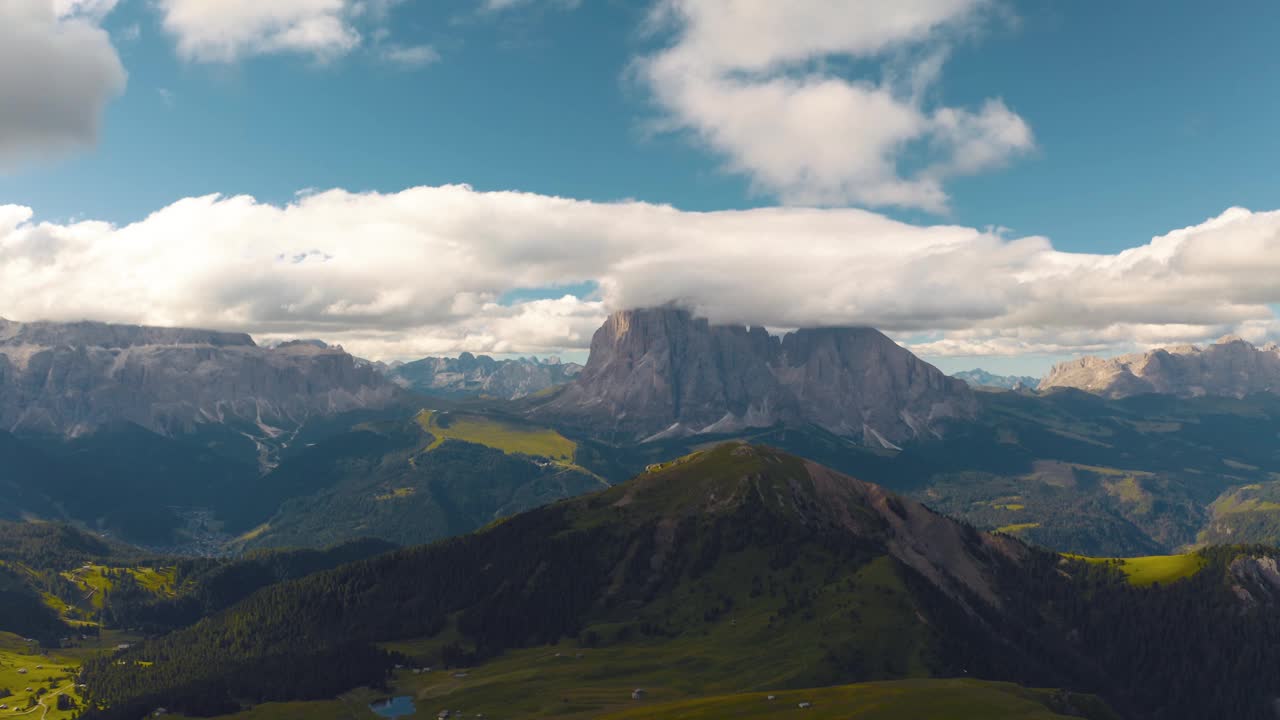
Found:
<box><xmin>3</xmin><ymin>1</ymin><xmax>1280</xmax><ymax>375</ymax></box>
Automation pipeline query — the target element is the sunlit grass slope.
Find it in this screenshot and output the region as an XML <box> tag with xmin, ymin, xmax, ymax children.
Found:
<box><xmin>416</xmin><ymin>409</ymin><xmax>577</xmax><ymax>461</ymax></box>
<box><xmin>1064</xmin><ymin>553</ymin><xmax>1207</xmax><ymax>587</ymax></box>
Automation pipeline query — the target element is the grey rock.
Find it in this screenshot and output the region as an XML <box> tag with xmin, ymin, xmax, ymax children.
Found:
<box><xmin>0</xmin><ymin>317</ymin><xmax>397</xmax><ymax>438</ymax></box>
<box><xmin>388</xmin><ymin>352</ymin><xmax>582</xmax><ymax>400</ymax></box>
<box><xmin>532</xmin><ymin>307</ymin><xmax>975</xmax><ymax>447</ymax></box>
<box><xmin>1040</xmin><ymin>336</ymin><xmax>1280</xmax><ymax>399</ymax></box>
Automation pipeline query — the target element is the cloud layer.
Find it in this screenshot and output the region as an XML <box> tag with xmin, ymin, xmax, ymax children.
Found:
<box><xmin>640</xmin><ymin>0</ymin><xmax>1033</xmax><ymax>211</ymax></box>
<box><xmin>156</xmin><ymin>0</ymin><xmax>362</xmax><ymax>62</ymax></box>
<box><xmin>1</xmin><ymin>186</ymin><xmax>1278</xmax><ymax>362</ymax></box>
<box><xmin>0</xmin><ymin>0</ymin><xmax>126</xmax><ymax>171</ymax></box>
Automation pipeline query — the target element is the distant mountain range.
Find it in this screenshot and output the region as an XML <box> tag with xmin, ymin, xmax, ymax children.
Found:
<box><xmin>10</xmin><ymin>311</ymin><xmax>1280</xmax><ymax>558</ymax></box>
<box><xmin>386</xmin><ymin>352</ymin><xmax>582</xmax><ymax>399</ymax></box>
<box><xmin>533</xmin><ymin>307</ymin><xmax>976</xmax><ymax>447</ymax></box>
<box><xmin>1040</xmin><ymin>336</ymin><xmax>1280</xmax><ymax>398</ymax></box>
<box><xmin>952</xmin><ymin>368</ymin><xmax>1039</xmax><ymax>390</ymax></box>
<box><xmin>0</xmin><ymin>317</ymin><xmax>397</xmax><ymax>440</ymax></box>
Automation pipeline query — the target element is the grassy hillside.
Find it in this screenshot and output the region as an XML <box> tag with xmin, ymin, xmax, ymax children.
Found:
<box><xmin>0</xmin><ymin>520</ymin><xmax>395</xmax><ymax>644</ymax></box>
<box><xmin>0</xmin><ymin>633</ymin><xmax>83</xmax><ymax>720</ymax></box>
<box><xmin>238</xmin><ymin>418</ymin><xmax>605</xmax><ymax>550</ymax></box>
<box><xmin>416</xmin><ymin>409</ymin><xmax>577</xmax><ymax>461</ymax></box>
<box><xmin>57</xmin><ymin>565</ymin><xmax>179</xmax><ymax>612</ymax></box>
<box><xmin>1199</xmin><ymin>480</ymin><xmax>1280</xmax><ymax>546</ymax></box>
<box><xmin>80</xmin><ymin>443</ymin><xmax>1280</xmax><ymax>720</ymax></box>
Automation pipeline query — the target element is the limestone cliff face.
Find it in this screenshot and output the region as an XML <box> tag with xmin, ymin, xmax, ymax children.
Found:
<box><xmin>0</xmin><ymin>318</ymin><xmax>397</xmax><ymax>438</ymax></box>
<box><xmin>1040</xmin><ymin>337</ymin><xmax>1280</xmax><ymax>399</ymax></box>
<box><xmin>533</xmin><ymin>308</ymin><xmax>976</xmax><ymax>447</ymax></box>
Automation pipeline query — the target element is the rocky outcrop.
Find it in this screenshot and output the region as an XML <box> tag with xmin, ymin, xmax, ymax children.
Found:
<box><xmin>388</xmin><ymin>353</ymin><xmax>581</xmax><ymax>399</ymax></box>
<box><xmin>1039</xmin><ymin>336</ymin><xmax>1280</xmax><ymax>399</ymax></box>
<box><xmin>532</xmin><ymin>307</ymin><xmax>976</xmax><ymax>447</ymax></box>
<box><xmin>1229</xmin><ymin>555</ymin><xmax>1280</xmax><ymax>608</ymax></box>
<box><xmin>0</xmin><ymin>317</ymin><xmax>397</xmax><ymax>438</ymax></box>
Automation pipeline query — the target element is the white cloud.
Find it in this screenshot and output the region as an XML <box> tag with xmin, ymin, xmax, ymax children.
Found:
<box><xmin>156</xmin><ymin>0</ymin><xmax>362</xmax><ymax>62</ymax></box>
<box><xmin>640</xmin><ymin>0</ymin><xmax>1033</xmax><ymax>211</ymax></box>
<box><xmin>480</xmin><ymin>0</ymin><xmax>581</xmax><ymax>12</ymax></box>
<box><xmin>53</xmin><ymin>0</ymin><xmax>119</xmax><ymax>20</ymax></box>
<box><xmin>379</xmin><ymin>44</ymin><xmax>440</xmax><ymax>68</ymax></box>
<box><xmin>1</xmin><ymin>186</ymin><xmax>1278</xmax><ymax>361</ymax></box>
<box><xmin>0</xmin><ymin>0</ymin><xmax>126</xmax><ymax>171</ymax></box>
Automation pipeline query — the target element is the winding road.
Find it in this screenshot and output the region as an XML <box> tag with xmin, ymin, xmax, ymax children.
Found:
<box><xmin>9</xmin><ymin>683</ymin><xmax>73</xmax><ymax>720</ymax></box>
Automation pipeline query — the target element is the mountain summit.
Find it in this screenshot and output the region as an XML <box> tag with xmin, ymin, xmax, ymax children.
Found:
<box><xmin>533</xmin><ymin>307</ymin><xmax>975</xmax><ymax>446</ymax></box>
<box><xmin>1040</xmin><ymin>336</ymin><xmax>1280</xmax><ymax>399</ymax></box>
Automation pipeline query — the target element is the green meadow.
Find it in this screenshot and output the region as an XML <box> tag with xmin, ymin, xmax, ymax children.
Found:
<box><xmin>0</xmin><ymin>634</ymin><xmax>82</xmax><ymax>720</ymax></box>
<box><xmin>416</xmin><ymin>410</ymin><xmax>577</xmax><ymax>461</ymax></box>
<box><xmin>1064</xmin><ymin>553</ymin><xmax>1207</xmax><ymax>587</ymax></box>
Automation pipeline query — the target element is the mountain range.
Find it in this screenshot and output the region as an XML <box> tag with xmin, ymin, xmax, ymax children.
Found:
<box><xmin>1040</xmin><ymin>336</ymin><xmax>1280</xmax><ymax>398</ymax></box>
<box><xmin>533</xmin><ymin>307</ymin><xmax>976</xmax><ymax>447</ymax></box>
<box><xmin>8</xmin><ymin>310</ymin><xmax>1280</xmax><ymax>717</ymax></box>
<box><xmin>0</xmin><ymin>317</ymin><xmax>397</xmax><ymax>442</ymax></box>
<box><xmin>952</xmin><ymin>368</ymin><xmax>1039</xmax><ymax>390</ymax></box>
<box><xmin>386</xmin><ymin>352</ymin><xmax>582</xmax><ymax>399</ymax></box>
<box><xmin>9</xmin><ymin>310</ymin><xmax>1280</xmax><ymax>557</ymax></box>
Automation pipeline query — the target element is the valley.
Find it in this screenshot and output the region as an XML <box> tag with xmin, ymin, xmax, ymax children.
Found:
<box><xmin>57</xmin><ymin>444</ymin><xmax>1280</xmax><ymax>719</ymax></box>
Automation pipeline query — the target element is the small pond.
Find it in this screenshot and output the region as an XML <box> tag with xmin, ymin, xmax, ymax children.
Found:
<box><xmin>369</xmin><ymin>696</ymin><xmax>416</xmax><ymax>718</ymax></box>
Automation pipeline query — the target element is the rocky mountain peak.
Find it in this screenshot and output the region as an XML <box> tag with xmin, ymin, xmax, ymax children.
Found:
<box><xmin>533</xmin><ymin>307</ymin><xmax>975</xmax><ymax>446</ymax></box>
